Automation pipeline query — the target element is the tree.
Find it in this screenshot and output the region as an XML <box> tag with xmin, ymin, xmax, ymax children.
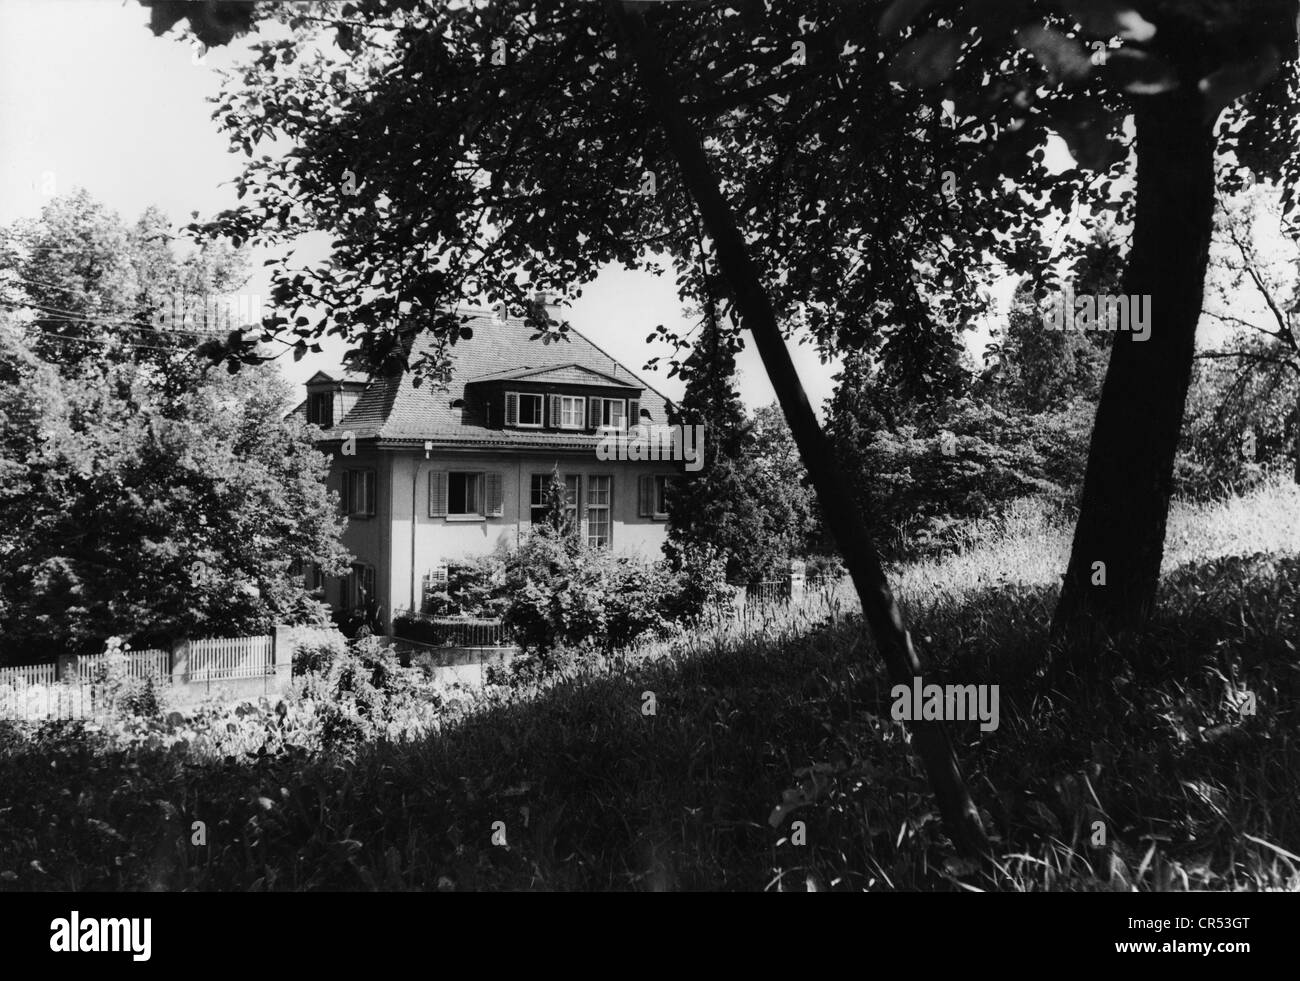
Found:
<box><xmin>0</xmin><ymin>191</ymin><xmax>346</xmax><ymax>660</ymax></box>
<box><xmin>540</xmin><ymin>465</ymin><xmax>575</xmax><ymax>541</ymax></box>
<box><xmin>878</xmin><ymin>0</ymin><xmax>1298</xmax><ymax>649</ymax></box>
<box><xmin>1196</xmin><ymin>184</ymin><xmax>1300</xmax><ymax>484</ymax></box>
<box><xmin>0</xmin><ymin>190</ymin><xmax>251</xmax><ymax>387</ymax></box>
<box><xmin>981</xmin><ymin>225</ymin><xmax>1122</xmax><ymax>415</ymax></box>
<box><xmin>667</xmin><ymin>310</ymin><xmax>810</xmax><ymax>582</ymax></box>
<box><xmin>0</xmin><ymin>329</ymin><xmax>349</xmax><ymax>661</ymax></box>
<box><xmin>750</xmin><ymin>402</ymin><xmax>823</xmax><ymax>557</ymax></box>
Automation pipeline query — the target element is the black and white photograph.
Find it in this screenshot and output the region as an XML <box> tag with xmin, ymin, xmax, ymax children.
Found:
<box><xmin>0</xmin><ymin>0</ymin><xmax>1295</xmax><ymax>950</ymax></box>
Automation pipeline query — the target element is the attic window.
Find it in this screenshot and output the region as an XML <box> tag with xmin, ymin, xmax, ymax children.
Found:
<box><xmin>308</xmin><ymin>391</ymin><xmax>334</xmax><ymax>427</ymax></box>
<box><xmin>450</xmin><ymin>398</ymin><xmax>465</xmax><ymax>409</ymax></box>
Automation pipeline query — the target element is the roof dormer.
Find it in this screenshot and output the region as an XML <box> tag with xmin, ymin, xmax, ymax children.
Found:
<box><xmin>305</xmin><ymin>370</ymin><xmax>369</xmax><ymax>429</ymax></box>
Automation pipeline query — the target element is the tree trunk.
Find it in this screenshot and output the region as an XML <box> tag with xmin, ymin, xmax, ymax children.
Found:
<box><xmin>1052</xmin><ymin>92</ymin><xmax>1218</xmax><ymax>652</ymax></box>
<box><xmin>608</xmin><ymin>2</ymin><xmax>989</xmax><ymax>857</ymax></box>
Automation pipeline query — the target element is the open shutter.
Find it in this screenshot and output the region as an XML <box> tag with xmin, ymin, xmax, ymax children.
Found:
<box><xmin>638</xmin><ymin>475</ymin><xmax>653</xmax><ymax>517</ymax></box>
<box><xmin>485</xmin><ymin>472</ymin><xmax>503</xmax><ymax>517</ymax></box>
<box><xmin>628</xmin><ymin>399</ymin><xmax>640</xmax><ymax>429</ymax></box>
<box><xmin>504</xmin><ymin>392</ymin><xmax>518</xmax><ymax>427</ymax></box>
<box><xmin>548</xmin><ymin>394</ymin><xmax>560</xmax><ymax>427</ymax></box>
<box><xmin>429</xmin><ymin>471</ymin><xmax>447</xmax><ymax>517</ymax></box>
<box><xmin>340</xmin><ymin>471</ymin><xmax>351</xmax><ymax>514</ymax></box>
<box><xmin>588</xmin><ymin>397</ymin><xmax>602</xmax><ymax>429</ymax></box>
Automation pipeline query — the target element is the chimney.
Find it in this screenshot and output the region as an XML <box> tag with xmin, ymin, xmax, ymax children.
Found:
<box><xmin>532</xmin><ymin>291</ymin><xmax>564</xmax><ymax>326</ymax></box>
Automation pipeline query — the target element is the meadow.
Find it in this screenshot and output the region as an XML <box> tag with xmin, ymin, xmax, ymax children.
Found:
<box><xmin>1</xmin><ymin>478</ymin><xmax>1296</xmax><ymax>891</ymax></box>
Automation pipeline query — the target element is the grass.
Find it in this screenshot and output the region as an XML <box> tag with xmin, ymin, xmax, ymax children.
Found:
<box><xmin>0</xmin><ymin>479</ymin><xmax>1297</xmax><ymax>891</ymax></box>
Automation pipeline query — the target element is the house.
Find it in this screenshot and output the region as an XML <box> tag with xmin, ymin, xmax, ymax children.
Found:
<box><xmin>290</xmin><ymin>307</ymin><xmax>679</xmax><ymax>633</ymax></box>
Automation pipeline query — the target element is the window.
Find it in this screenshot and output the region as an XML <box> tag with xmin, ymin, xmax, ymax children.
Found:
<box><xmin>599</xmin><ymin>398</ymin><xmax>627</xmax><ymax>430</ymax></box>
<box><xmin>530</xmin><ymin>473</ymin><xmax>580</xmax><ymax>533</ymax></box>
<box><xmin>554</xmin><ymin>395</ymin><xmax>586</xmax><ymax>430</ymax></box>
<box><xmin>448</xmin><ymin>472</ymin><xmax>482</xmax><ymax>515</ymax></box>
<box><xmin>308</xmin><ymin>391</ymin><xmax>334</xmax><ymax>427</ymax></box>
<box><xmin>639</xmin><ymin>474</ymin><xmax>671</xmax><ymax>520</ymax></box>
<box><xmin>508</xmin><ymin>392</ymin><xmax>543</xmax><ymax>428</ymax></box>
<box><xmin>430</xmin><ymin>471</ymin><xmax>503</xmax><ymax>518</ymax></box>
<box><xmin>586</xmin><ymin>475</ymin><xmax>612</xmax><ymax>548</ymax></box>
<box><xmin>343</xmin><ymin>469</ymin><xmax>376</xmax><ymax>517</ymax></box>
<box><xmin>346</xmin><ymin>563</ymin><xmax>375</xmax><ymax>610</ymax></box>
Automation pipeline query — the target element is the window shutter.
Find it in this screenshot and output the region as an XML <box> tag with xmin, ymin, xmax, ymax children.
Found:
<box><xmin>505</xmin><ymin>392</ymin><xmax>518</xmax><ymax>427</ymax></box>
<box><xmin>429</xmin><ymin>471</ymin><xmax>447</xmax><ymax>517</ymax></box>
<box><xmin>550</xmin><ymin>394</ymin><xmax>562</xmax><ymax>427</ymax></box>
<box><xmin>485</xmin><ymin>472</ymin><xmax>503</xmax><ymax>517</ymax></box>
<box><xmin>638</xmin><ymin>475</ymin><xmax>653</xmax><ymax>517</ymax></box>
<box><xmin>628</xmin><ymin>400</ymin><xmax>640</xmax><ymax>429</ymax></box>
<box><xmin>340</xmin><ymin>472</ymin><xmax>351</xmax><ymax>514</ymax></box>
<box><xmin>588</xmin><ymin>397</ymin><xmax>602</xmax><ymax>429</ymax></box>
<box><xmin>364</xmin><ymin>470</ymin><xmax>376</xmax><ymax>515</ymax></box>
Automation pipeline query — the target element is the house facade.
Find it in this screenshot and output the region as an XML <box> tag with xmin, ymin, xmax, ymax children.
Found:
<box><xmin>291</xmin><ymin>309</ymin><xmax>679</xmax><ymax>633</ymax></box>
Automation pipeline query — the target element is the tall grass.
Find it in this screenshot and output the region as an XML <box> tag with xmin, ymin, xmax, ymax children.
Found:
<box><xmin>0</xmin><ymin>479</ymin><xmax>1296</xmax><ymax>891</ymax></box>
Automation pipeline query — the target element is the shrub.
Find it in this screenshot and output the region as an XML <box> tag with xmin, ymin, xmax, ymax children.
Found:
<box><xmin>289</xmin><ymin>625</ymin><xmax>349</xmax><ymax>676</ymax></box>
<box><xmin>422</xmin><ymin>554</ymin><xmax>508</xmax><ymax>617</ymax></box>
<box><xmin>803</xmin><ymin>554</ymin><xmax>845</xmax><ymax>581</ymax></box>
<box><xmin>502</xmin><ymin>533</ymin><xmax>731</xmax><ymax>660</ymax></box>
<box><xmin>660</xmin><ymin>540</ymin><xmax>733</xmax><ymax>623</ymax></box>
<box><xmin>117</xmin><ymin>677</ymin><xmax>161</xmax><ymax>720</ymax></box>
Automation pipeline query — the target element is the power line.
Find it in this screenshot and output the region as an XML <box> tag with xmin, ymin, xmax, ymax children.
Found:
<box><xmin>0</xmin><ymin>320</ymin><xmax>193</xmax><ymax>355</ymax></box>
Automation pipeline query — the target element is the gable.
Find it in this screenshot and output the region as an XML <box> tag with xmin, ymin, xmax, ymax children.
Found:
<box><xmin>467</xmin><ymin>363</ymin><xmax>639</xmax><ymax>389</ymax></box>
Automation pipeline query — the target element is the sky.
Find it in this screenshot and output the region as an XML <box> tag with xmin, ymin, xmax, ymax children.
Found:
<box><xmin>0</xmin><ymin>0</ymin><xmax>875</xmax><ymax>415</ymax></box>
<box><xmin>12</xmin><ymin>1</ymin><xmax>1270</xmax><ymax>419</ymax></box>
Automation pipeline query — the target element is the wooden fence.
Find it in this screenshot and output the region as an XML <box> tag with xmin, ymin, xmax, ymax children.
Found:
<box><xmin>75</xmin><ymin>649</ymin><xmax>171</xmax><ymax>685</ymax></box>
<box><xmin>189</xmin><ymin>635</ymin><xmax>274</xmax><ymax>682</ymax></box>
<box><xmin>0</xmin><ymin>629</ymin><xmax>286</xmax><ymax>720</ymax></box>
<box><xmin>0</xmin><ymin>662</ymin><xmax>58</xmax><ymax>688</ymax></box>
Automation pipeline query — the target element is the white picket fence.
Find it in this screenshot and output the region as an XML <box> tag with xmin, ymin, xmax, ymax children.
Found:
<box><xmin>75</xmin><ymin>649</ymin><xmax>171</xmax><ymax>685</ymax></box>
<box><xmin>0</xmin><ymin>632</ymin><xmax>278</xmax><ymax>719</ymax></box>
<box><xmin>189</xmin><ymin>635</ymin><xmax>274</xmax><ymax>681</ymax></box>
<box><xmin>0</xmin><ymin>662</ymin><xmax>58</xmax><ymax>688</ymax></box>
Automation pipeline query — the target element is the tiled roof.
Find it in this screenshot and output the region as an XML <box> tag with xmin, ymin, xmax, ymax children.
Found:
<box><xmin>317</xmin><ymin>311</ymin><xmax>672</xmax><ymax>447</ymax></box>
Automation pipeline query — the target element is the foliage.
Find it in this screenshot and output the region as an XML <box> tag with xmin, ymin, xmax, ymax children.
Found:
<box><xmin>0</xmin><ymin>189</ymin><xmax>250</xmax><ymax>390</ymax></box>
<box><xmin>421</xmin><ymin>553</ymin><xmax>508</xmax><ymax>618</ymax></box>
<box><xmin>667</xmin><ymin>322</ymin><xmax>820</xmax><ymax>581</ymax></box>
<box><xmin>828</xmin><ymin>368</ymin><xmax>1091</xmax><ymax>559</ymax></box>
<box><xmin>0</xmin><ymin>339</ymin><xmax>347</xmax><ymax>663</ymax></box>
<box><xmin>502</xmin><ymin>529</ymin><xmax>730</xmax><ymax>661</ymax></box>
<box><xmin>288</xmin><ymin>625</ymin><xmax>349</xmax><ymax>676</ymax></box>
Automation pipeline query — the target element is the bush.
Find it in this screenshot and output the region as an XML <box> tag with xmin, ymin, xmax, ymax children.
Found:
<box><xmin>502</xmin><ymin>533</ymin><xmax>731</xmax><ymax>661</ymax></box>
<box><xmin>422</xmin><ymin>554</ymin><xmax>508</xmax><ymax>617</ymax></box>
<box><xmin>289</xmin><ymin>625</ymin><xmax>349</xmax><ymax>676</ymax></box>
<box><xmin>803</xmin><ymin>554</ymin><xmax>845</xmax><ymax>581</ymax></box>
<box><xmin>117</xmin><ymin>677</ymin><xmax>161</xmax><ymax>720</ymax></box>
<box><xmin>660</xmin><ymin>540</ymin><xmax>733</xmax><ymax>623</ymax></box>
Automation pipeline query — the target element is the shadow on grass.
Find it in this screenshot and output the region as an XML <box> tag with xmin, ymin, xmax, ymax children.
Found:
<box><xmin>0</xmin><ymin>555</ymin><xmax>1295</xmax><ymax>891</ymax></box>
